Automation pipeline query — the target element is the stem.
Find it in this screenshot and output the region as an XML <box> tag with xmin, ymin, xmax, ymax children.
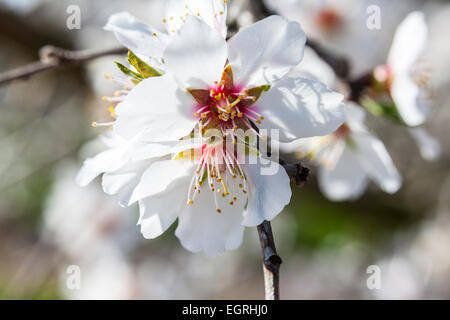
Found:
<box><xmin>257</xmin><ymin>220</ymin><xmax>282</xmax><ymax>300</ymax></box>
<box><xmin>0</xmin><ymin>45</ymin><xmax>127</xmax><ymax>86</ymax></box>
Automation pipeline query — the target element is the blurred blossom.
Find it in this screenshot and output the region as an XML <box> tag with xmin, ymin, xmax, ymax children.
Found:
<box><xmin>42</xmin><ymin>162</ymin><xmax>138</xmax><ymax>259</ymax></box>
<box><xmin>264</xmin><ymin>0</ymin><xmax>419</xmax><ymax>76</ymax></box>
<box><xmin>62</xmin><ymin>246</ymin><xmax>138</xmax><ymax>300</ymax></box>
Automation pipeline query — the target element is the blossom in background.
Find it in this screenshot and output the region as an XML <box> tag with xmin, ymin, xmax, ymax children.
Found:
<box><xmin>295</xmin><ymin>103</ymin><xmax>402</xmax><ymax>201</ymax></box>
<box><xmin>284</xmin><ymin>50</ymin><xmax>401</xmax><ymax>201</ymax></box>
<box><xmin>77</xmin><ymin>0</ymin><xmax>345</xmax><ymax>256</ymax></box>
<box><xmin>370</xmin><ymin>11</ymin><xmax>441</xmax><ymax>160</ymax></box>
<box><xmin>263</xmin><ymin>0</ymin><xmax>414</xmax><ymax>77</ymax></box>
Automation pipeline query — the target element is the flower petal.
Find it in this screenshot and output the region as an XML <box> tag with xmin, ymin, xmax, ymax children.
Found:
<box><xmin>128</xmin><ymin>159</ymin><xmax>194</xmax><ymax>205</ymax></box>
<box><xmin>388</xmin><ymin>11</ymin><xmax>427</xmax><ymax>73</ymax></box>
<box><xmin>228</xmin><ymin>15</ymin><xmax>306</xmax><ymax>87</ymax></box>
<box><xmin>242</xmin><ymin>161</ymin><xmax>291</xmax><ymax>227</ymax></box>
<box><xmin>114</xmin><ymin>74</ymin><xmax>197</xmax><ymax>140</ymax></box>
<box><xmin>76</xmin><ymin>147</ymin><xmax>130</xmax><ymax>187</ymax></box>
<box><xmin>175</xmin><ymin>182</ymin><xmax>246</xmax><ymax>256</ymax></box>
<box><xmin>353</xmin><ymin>134</ymin><xmax>402</xmax><ymax>194</ymax></box>
<box><xmin>257</xmin><ymin>76</ymin><xmax>345</xmax><ymax>142</ymax></box>
<box><xmin>289</xmin><ymin>46</ymin><xmax>336</xmax><ymax>88</ymax></box>
<box><xmin>408</xmin><ymin>127</ymin><xmax>441</xmax><ymax>161</ymax></box>
<box><xmin>138</xmin><ymin>180</ymin><xmax>188</xmax><ymax>239</ymax></box>
<box><xmin>391</xmin><ymin>75</ymin><xmax>429</xmax><ymax>126</ymax></box>
<box><xmin>318</xmin><ymin>147</ymin><xmax>369</xmax><ymax>201</ymax></box>
<box><xmin>164</xmin><ymin>16</ymin><xmax>227</xmax><ymax>88</ymax></box>
<box><xmin>165</xmin><ymin>0</ymin><xmax>228</xmax><ymax>38</ymax></box>
<box><xmin>104</xmin><ymin>12</ymin><xmax>170</xmax><ymax>58</ymax></box>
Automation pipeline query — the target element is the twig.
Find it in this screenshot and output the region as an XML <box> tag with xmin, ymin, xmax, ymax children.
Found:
<box><xmin>256</xmin><ymin>162</ymin><xmax>308</xmax><ymax>300</ymax></box>
<box><xmin>257</xmin><ymin>221</ymin><xmax>282</xmax><ymax>300</ymax></box>
<box><xmin>0</xmin><ymin>46</ymin><xmax>127</xmax><ymax>86</ymax></box>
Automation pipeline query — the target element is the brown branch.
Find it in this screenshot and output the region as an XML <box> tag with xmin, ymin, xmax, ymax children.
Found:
<box><xmin>257</xmin><ymin>220</ymin><xmax>282</xmax><ymax>300</ymax></box>
<box><xmin>256</xmin><ymin>161</ymin><xmax>308</xmax><ymax>300</ymax></box>
<box><xmin>0</xmin><ymin>45</ymin><xmax>127</xmax><ymax>86</ymax></box>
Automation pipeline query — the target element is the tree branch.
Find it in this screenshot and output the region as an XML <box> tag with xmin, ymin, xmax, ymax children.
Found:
<box><xmin>0</xmin><ymin>46</ymin><xmax>127</xmax><ymax>86</ymax></box>
<box><xmin>257</xmin><ymin>220</ymin><xmax>282</xmax><ymax>300</ymax></box>
<box><xmin>257</xmin><ymin>161</ymin><xmax>308</xmax><ymax>300</ymax></box>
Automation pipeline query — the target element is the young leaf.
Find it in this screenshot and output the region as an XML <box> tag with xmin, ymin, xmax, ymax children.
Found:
<box><xmin>115</xmin><ymin>62</ymin><xmax>143</xmax><ymax>82</ymax></box>
<box><xmin>127</xmin><ymin>51</ymin><xmax>162</xmax><ymax>78</ymax></box>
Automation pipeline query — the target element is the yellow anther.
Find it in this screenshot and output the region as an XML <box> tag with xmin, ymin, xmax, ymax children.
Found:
<box><xmin>197</xmin><ymin>13</ymin><xmax>200</xmax><ymax>16</ymax></box>
<box><xmin>152</xmin><ymin>32</ymin><xmax>157</xmax><ymax>36</ymax></box>
<box><xmin>114</xmin><ymin>90</ymin><xmax>121</xmax><ymax>97</ymax></box>
<box><xmin>162</xmin><ymin>18</ymin><xmax>166</xmax><ymax>23</ymax></box>
<box><xmin>256</xmin><ymin>119</ymin><xmax>262</xmax><ymax>124</ymax></box>
<box><xmin>187</xmin><ymin>200</ymin><xmax>194</xmax><ymax>205</ymax></box>
<box><xmin>109</xmin><ymin>126</ymin><xmax>114</xmax><ymax>131</ymax></box>
<box><xmin>91</xmin><ymin>122</ymin><xmax>97</xmax><ymax>127</ymax></box>
<box><xmin>194</xmin><ymin>112</ymin><xmax>199</xmax><ymax>116</ymax></box>
<box><xmin>217</xmin><ymin>189</ymin><xmax>221</xmax><ymax>193</ymax></box>
<box><xmin>219</xmin><ymin>11</ymin><xmax>224</xmax><ymax>15</ymax></box>
<box><xmin>201</xmin><ymin>112</ymin><xmax>208</xmax><ymax>118</ymax></box>
<box><xmin>104</xmin><ymin>74</ymin><xmax>112</xmax><ymax>79</ymax></box>
<box><xmin>109</xmin><ymin>106</ymin><xmax>116</xmax><ymax>118</ymax></box>
<box><xmin>237</xmin><ymin>112</ymin><xmax>243</xmax><ymax>117</ymax></box>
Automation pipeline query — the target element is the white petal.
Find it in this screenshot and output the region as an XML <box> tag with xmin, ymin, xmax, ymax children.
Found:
<box><xmin>318</xmin><ymin>147</ymin><xmax>369</xmax><ymax>201</ymax></box>
<box><xmin>128</xmin><ymin>160</ymin><xmax>194</xmax><ymax>205</ymax></box>
<box><xmin>391</xmin><ymin>75</ymin><xmax>429</xmax><ymax>126</ymax></box>
<box><xmin>353</xmin><ymin>134</ymin><xmax>402</xmax><ymax>194</ymax></box>
<box><xmin>138</xmin><ymin>180</ymin><xmax>187</xmax><ymax>239</ymax></box>
<box><xmin>228</xmin><ymin>15</ymin><xmax>306</xmax><ymax>87</ymax></box>
<box><xmin>175</xmin><ymin>181</ymin><xmax>246</xmax><ymax>256</ymax></box>
<box><xmin>165</xmin><ymin>0</ymin><xmax>228</xmax><ymax>38</ymax></box>
<box><xmin>289</xmin><ymin>46</ymin><xmax>336</xmax><ymax>88</ymax></box>
<box><xmin>102</xmin><ymin>160</ymin><xmax>149</xmax><ymax>196</ymax></box>
<box><xmin>388</xmin><ymin>11</ymin><xmax>427</xmax><ymax>73</ymax></box>
<box><xmin>104</xmin><ymin>12</ymin><xmax>169</xmax><ymax>58</ymax></box>
<box><xmin>114</xmin><ymin>74</ymin><xmax>197</xmax><ymax>140</ymax></box>
<box><xmin>242</xmin><ymin>161</ymin><xmax>291</xmax><ymax>227</ymax></box>
<box><xmin>164</xmin><ymin>16</ymin><xmax>227</xmax><ymax>88</ymax></box>
<box><xmin>76</xmin><ymin>147</ymin><xmax>130</xmax><ymax>187</ymax></box>
<box><xmin>257</xmin><ymin>76</ymin><xmax>345</xmax><ymax>141</ymax></box>
<box><xmin>408</xmin><ymin>127</ymin><xmax>441</xmax><ymax>161</ymax></box>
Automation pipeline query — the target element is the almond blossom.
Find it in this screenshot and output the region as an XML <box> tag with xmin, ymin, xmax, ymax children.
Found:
<box><xmin>372</xmin><ymin>11</ymin><xmax>441</xmax><ymax>160</ymax></box>
<box><xmin>77</xmin><ymin>1</ymin><xmax>345</xmax><ymax>256</ymax></box>
<box><xmin>283</xmin><ymin>44</ymin><xmax>401</xmax><ymax>201</ymax></box>
<box><xmin>295</xmin><ymin>103</ymin><xmax>402</xmax><ymax>201</ymax></box>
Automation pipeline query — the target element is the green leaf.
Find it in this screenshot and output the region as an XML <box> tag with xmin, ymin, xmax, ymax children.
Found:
<box><xmin>114</xmin><ymin>61</ymin><xmax>143</xmax><ymax>82</ymax></box>
<box><xmin>360</xmin><ymin>95</ymin><xmax>404</xmax><ymax>125</ymax></box>
<box><xmin>127</xmin><ymin>51</ymin><xmax>162</xmax><ymax>78</ymax></box>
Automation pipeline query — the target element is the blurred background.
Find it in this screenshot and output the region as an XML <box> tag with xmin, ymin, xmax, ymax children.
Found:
<box><xmin>0</xmin><ymin>0</ymin><xmax>449</xmax><ymax>299</ymax></box>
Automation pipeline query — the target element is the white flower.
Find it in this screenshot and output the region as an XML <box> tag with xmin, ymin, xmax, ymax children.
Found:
<box><xmin>104</xmin><ymin>0</ymin><xmax>228</xmax><ymax>65</ymax></box>
<box><xmin>78</xmin><ymin>2</ymin><xmax>345</xmax><ymax>256</ymax></box>
<box><xmin>374</xmin><ymin>11</ymin><xmax>430</xmax><ymax>127</ymax></box>
<box><xmin>295</xmin><ymin>103</ymin><xmax>402</xmax><ymax>201</ymax></box>
<box><xmin>264</xmin><ymin>0</ymin><xmax>411</xmax><ymax>77</ymax></box>
<box><xmin>373</xmin><ymin>11</ymin><xmax>441</xmax><ymax>161</ymax></box>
